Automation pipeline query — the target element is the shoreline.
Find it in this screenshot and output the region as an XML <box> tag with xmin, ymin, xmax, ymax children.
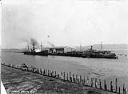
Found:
<box><xmin>1</xmin><ymin>63</ymin><xmax>123</xmax><ymax>94</ymax></box>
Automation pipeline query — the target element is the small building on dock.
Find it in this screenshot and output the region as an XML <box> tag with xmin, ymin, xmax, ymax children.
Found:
<box><xmin>49</xmin><ymin>47</ymin><xmax>64</xmax><ymax>54</ymax></box>
<box><xmin>48</xmin><ymin>46</ymin><xmax>75</xmax><ymax>54</ymax></box>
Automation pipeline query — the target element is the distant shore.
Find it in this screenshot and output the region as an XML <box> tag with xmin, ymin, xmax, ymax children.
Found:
<box><xmin>1</xmin><ymin>65</ymin><xmax>117</xmax><ymax>94</ymax></box>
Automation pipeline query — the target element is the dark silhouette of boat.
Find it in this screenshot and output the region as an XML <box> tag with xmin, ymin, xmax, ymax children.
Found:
<box><xmin>82</xmin><ymin>46</ymin><xmax>118</xmax><ymax>59</ymax></box>
<box><xmin>23</xmin><ymin>39</ymin><xmax>48</xmax><ymax>56</ymax></box>
<box><xmin>49</xmin><ymin>45</ymin><xmax>118</xmax><ymax>59</ymax></box>
<box><xmin>24</xmin><ymin>50</ymin><xmax>48</xmax><ymax>56</ymax></box>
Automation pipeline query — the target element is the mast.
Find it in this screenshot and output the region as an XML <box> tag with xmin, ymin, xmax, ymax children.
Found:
<box><xmin>27</xmin><ymin>45</ymin><xmax>29</xmax><ymax>51</ymax></box>
<box><xmin>41</xmin><ymin>41</ymin><xmax>42</xmax><ymax>51</ymax></box>
<box><xmin>101</xmin><ymin>42</ymin><xmax>103</xmax><ymax>50</ymax></box>
<box><xmin>27</xmin><ymin>41</ymin><xmax>29</xmax><ymax>51</ymax></box>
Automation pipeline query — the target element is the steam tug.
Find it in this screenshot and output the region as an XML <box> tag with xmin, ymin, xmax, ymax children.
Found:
<box><xmin>23</xmin><ymin>50</ymin><xmax>48</xmax><ymax>56</ymax></box>
<box><xmin>23</xmin><ymin>40</ymin><xmax>48</xmax><ymax>56</ymax></box>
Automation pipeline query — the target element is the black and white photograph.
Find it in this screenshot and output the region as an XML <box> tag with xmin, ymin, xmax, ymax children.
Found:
<box><xmin>1</xmin><ymin>0</ymin><xmax>128</xmax><ymax>94</ymax></box>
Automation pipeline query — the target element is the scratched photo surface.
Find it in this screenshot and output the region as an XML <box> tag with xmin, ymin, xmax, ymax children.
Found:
<box><xmin>1</xmin><ymin>0</ymin><xmax>128</xmax><ymax>94</ymax></box>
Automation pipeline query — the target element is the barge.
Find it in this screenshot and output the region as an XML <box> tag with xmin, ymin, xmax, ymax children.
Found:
<box><xmin>48</xmin><ymin>46</ymin><xmax>118</xmax><ymax>59</ymax></box>
<box><xmin>82</xmin><ymin>46</ymin><xmax>118</xmax><ymax>59</ymax></box>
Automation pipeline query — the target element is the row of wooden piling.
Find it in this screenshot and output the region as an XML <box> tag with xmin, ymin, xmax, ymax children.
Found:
<box><xmin>1</xmin><ymin>63</ymin><xmax>127</xmax><ymax>94</ymax></box>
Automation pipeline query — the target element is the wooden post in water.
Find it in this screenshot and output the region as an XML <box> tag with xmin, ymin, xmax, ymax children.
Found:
<box><xmin>61</xmin><ymin>72</ymin><xmax>63</xmax><ymax>75</ymax></box>
<box><xmin>104</xmin><ymin>80</ymin><xmax>107</xmax><ymax>91</ymax></box>
<box><xmin>72</xmin><ymin>74</ymin><xmax>75</xmax><ymax>82</ymax></box>
<box><xmin>87</xmin><ymin>76</ymin><xmax>89</xmax><ymax>86</ymax></box>
<box><xmin>49</xmin><ymin>70</ymin><xmax>51</xmax><ymax>76</ymax></box>
<box><xmin>33</xmin><ymin>68</ymin><xmax>36</xmax><ymax>73</ymax></box>
<box><xmin>53</xmin><ymin>71</ymin><xmax>55</xmax><ymax>77</ymax></box>
<box><xmin>31</xmin><ymin>68</ymin><xmax>34</xmax><ymax>72</ymax></box>
<box><xmin>67</xmin><ymin>72</ymin><xmax>69</xmax><ymax>81</ymax></box>
<box><xmin>36</xmin><ymin>68</ymin><xmax>38</xmax><ymax>73</ymax></box>
<box><xmin>91</xmin><ymin>78</ymin><xmax>93</xmax><ymax>87</ymax></box>
<box><xmin>48</xmin><ymin>70</ymin><xmax>50</xmax><ymax>76</ymax></box>
<box><xmin>43</xmin><ymin>69</ymin><xmax>45</xmax><ymax>75</ymax></box>
<box><xmin>47</xmin><ymin>69</ymin><xmax>48</xmax><ymax>76</ymax></box>
<box><xmin>45</xmin><ymin>69</ymin><xmax>47</xmax><ymax>76</ymax></box>
<box><xmin>99</xmin><ymin>79</ymin><xmax>102</xmax><ymax>89</ymax></box>
<box><xmin>71</xmin><ymin>74</ymin><xmax>73</xmax><ymax>82</ymax></box>
<box><xmin>115</xmin><ymin>78</ymin><xmax>118</xmax><ymax>92</ymax></box>
<box><xmin>57</xmin><ymin>73</ymin><xmax>60</xmax><ymax>79</ymax></box>
<box><xmin>26</xmin><ymin>66</ymin><xmax>28</xmax><ymax>71</ymax></box>
<box><xmin>95</xmin><ymin>78</ymin><xmax>97</xmax><ymax>88</ymax></box>
<box><xmin>61</xmin><ymin>72</ymin><xmax>63</xmax><ymax>79</ymax></box>
<box><xmin>80</xmin><ymin>75</ymin><xmax>82</xmax><ymax>84</ymax></box>
<box><xmin>83</xmin><ymin>76</ymin><xmax>85</xmax><ymax>85</ymax></box>
<box><xmin>38</xmin><ymin>68</ymin><xmax>40</xmax><ymax>74</ymax></box>
<box><xmin>33</xmin><ymin>68</ymin><xmax>35</xmax><ymax>73</ymax></box>
<box><xmin>41</xmin><ymin>69</ymin><xmax>43</xmax><ymax>75</ymax></box>
<box><xmin>55</xmin><ymin>71</ymin><xmax>57</xmax><ymax>77</ymax></box>
<box><xmin>52</xmin><ymin>70</ymin><xmax>54</xmax><ymax>77</ymax></box>
<box><xmin>47</xmin><ymin>69</ymin><xmax>49</xmax><ymax>76</ymax></box>
<box><xmin>50</xmin><ymin>70</ymin><xmax>52</xmax><ymax>77</ymax></box>
<box><xmin>77</xmin><ymin>75</ymin><xmax>79</xmax><ymax>83</ymax></box>
<box><xmin>63</xmin><ymin>72</ymin><xmax>65</xmax><ymax>81</ymax></box>
<box><xmin>110</xmin><ymin>81</ymin><xmax>113</xmax><ymax>92</ymax></box>
<box><xmin>34</xmin><ymin>68</ymin><xmax>36</xmax><ymax>73</ymax></box>
<box><xmin>31</xmin><ymin>67</ymin><xmax>33</xmax><ymax>73</ymax></box>
<box><xmin>76</xmin><ymin>74</ymin><xmax>78</xmax><ymax>83</ymax></box>
<box><xmin>78</xmin><ymin>76</ymin><xmax>80</xmax><ymax>84</ymax></box>
<box><xmin>123</xmin><ymin>84</ymin><xmax>126</xmax><ymax>94</ymax></box>
<box><xmin>35</xmin><ymin>68</ymin><xmax>38</xmax><ymax>73</ymax></box>
<box><xmin>39</xmin><ymin>68</ymin><xmax>42</xmax><ymax>74</ymax></box>
<box><xmin>69</xmin><ymin>72</ymin><xmax>72</xmax><ymax>82</ymax></box>
<box><xmin>119</xmin><ymin>86</ymin><xmax>120</xmax><ymax>94</ymax></box>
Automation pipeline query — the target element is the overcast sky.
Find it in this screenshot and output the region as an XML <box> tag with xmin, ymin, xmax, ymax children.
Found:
<box><xmin>1</xmin><ymin>0</ymin><xmax>128</xmax><ymax>49</ymax></box>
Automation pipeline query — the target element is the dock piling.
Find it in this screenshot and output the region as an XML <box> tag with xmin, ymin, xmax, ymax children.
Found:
<box><xmin>115</xmin><ymin>78</ymin><xmax>118</xmax><ymax>92</ymax></box>
<box><xmin>80</xmin><ymin>75</ymin><xmax>82</xmax><ymax>84</ymax></box>
<box><xmin>99</xmin><ymin>79</ymin><xmax>102</xmax><ymax>89</ymax></box>
<box><xmin>72</xmin><ymin>74</ymin><xmax>75</xmax><ymax>82</ymax></box>
<box><xmin>91</xmin><ymin>78</ymin><xmax>94</xmax><ymax>87</ymax></box>
<box><xmin>83</xmin><ymin>76</ymin><xmax>85</xmax><ymax>85</ymax></box>
<box><xmin>95</xmin><ymin>78</ymin><xmax>97</xmax><ymax>88</ymax></box>
<box><xmin>110</xmin><ymin>81</ymin><xmax>113</xmax><ymax>92</ymax></box>
<box><xmin>67</xmin><ymin>72</ymin><xmax>69</xmax><ymax>81</ymax></box>
<box><xmin>87</xmin><ymin>76</ymin><xmax>89</xmax><ymax>86</ymax></box>
<box><xmin>104</xmin><ymin>80</ymin><xmax>107</xmax><ymax>91</ymax></box>
<box><xmin>69</xmin><ymin>72</ymin><xmax>72</xmax><ymax>82</ymax></box>
<box><xmin>63</xmin><ymin>72</ymin><xmax>65</xmax><ymax>81</ymax></box>
<box><xmin>123</xmin><ymin>84</ymin><xmax>126</xmax><ymax>94</ymax></box>
<box><xmin>76</xmin><ymin>74</ymin><xmax>78</xmax><ymax>83</ymax></box>
<box><xmin>119</xmin><ymin>86</ymin><xmax>120</xmax><ymax>94</ymax></box>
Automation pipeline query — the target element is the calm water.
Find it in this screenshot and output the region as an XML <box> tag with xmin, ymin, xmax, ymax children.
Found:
<box><xmin>1</xmin><ymin>51</ymin><xmax>128</xmax><ymax>89</ymax></box>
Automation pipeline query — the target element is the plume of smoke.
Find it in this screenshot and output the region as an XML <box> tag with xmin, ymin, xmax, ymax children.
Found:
<box><xmin>30</xmin><ymin>38</ymin><xmax>39</xmax><ymax>48</ymax></box>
